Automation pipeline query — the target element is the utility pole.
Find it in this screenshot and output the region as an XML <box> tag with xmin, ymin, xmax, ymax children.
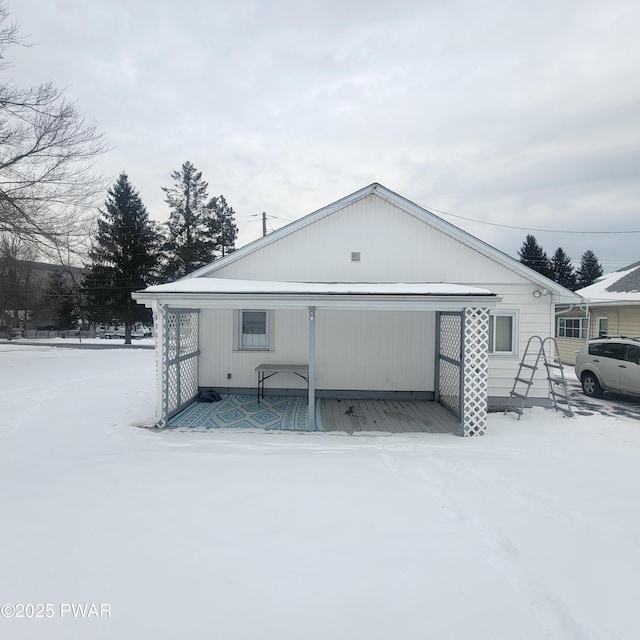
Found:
<box><xmin>251</xmin><ymin>211</ymin><xmax>269</xmax><ymax>238</ymax></box>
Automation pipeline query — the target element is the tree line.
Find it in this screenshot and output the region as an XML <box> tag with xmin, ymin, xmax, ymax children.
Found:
<box><xmin>2</xmin><ymin>164</ymin><xmax>239</xmax><ymax>342</ymax></box>
<box><xmin>518</xmin><ymin>234</ymin><xmax>603</xmax><ymax>291</ymax></box>
<box><xmin>82</xmin><ymin>165</ymin><xmax>238</xmax><ymax>342</ymax></box>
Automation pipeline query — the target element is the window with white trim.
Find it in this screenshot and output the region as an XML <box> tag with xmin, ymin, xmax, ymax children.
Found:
<box><xmin>557</xmin><ymin>317</ymin><xmax>588</xmax><ymax>339</ymax></box>
<box><xmin>598</xmin><ymin>317</ymin><xmax>608</xmax><ymax>338</ymax></box>
<box><xmin>239</xmin><ymin>310</ymin><xmax>268</xmax><ymax>350</ymax></box>
<box><xmin>488</xmin><ymin>312</ymin><xmax>516</xmax><ymax>354</ymax></box>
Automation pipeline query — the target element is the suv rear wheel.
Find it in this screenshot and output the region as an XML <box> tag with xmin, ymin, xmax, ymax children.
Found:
<box><xmin>581</xmin><ymin>372</ymin><xmax>603</xmax><ymax>398</ymax></box>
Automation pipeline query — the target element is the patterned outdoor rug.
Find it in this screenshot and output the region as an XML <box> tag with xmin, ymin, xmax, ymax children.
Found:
<box><xmin>168</xmin><ymin>394</ymin><xmax>324</xmax><ymax>431</ymax></box>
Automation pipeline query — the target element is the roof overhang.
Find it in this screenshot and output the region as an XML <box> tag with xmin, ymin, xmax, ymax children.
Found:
<box><xmin>580</xmin><ymin>299</ymin><xmax>640</xmax><ymax>308</ymax></box>
<box><xmin>132</xmin><ymin>279</ymin><xmax>500</xmax><ymax>312</ymax></box>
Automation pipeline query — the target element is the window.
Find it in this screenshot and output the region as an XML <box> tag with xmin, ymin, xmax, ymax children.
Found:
<box><xmin>557</xmin><ymin>317</ymin><xmax>588</xmax><ymax>339</ymax></box>
<box><xmin>589</xmin><ymin>342</ymin><xmax>625</xmax><ymax>360</ymax></box>
<box><xmin>625</xmin><ymin>345</ymin><xmax>640</xmax><ymax>365</ymax></box>
<box><xmin>598</xmin><ymin>318</ymin><xmax>608</xmax><ymax>338</ymax></box>
<box><xmin>488</xmin><ymin>313</ymin><xmax>516</xmax><ymax>354</ymax></box>
<box><xmin>240</xmin><ymin>310</ymin><xmax>268</xmax><ymax>350</ymax></box>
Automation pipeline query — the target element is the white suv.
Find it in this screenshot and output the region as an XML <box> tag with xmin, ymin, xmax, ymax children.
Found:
<box><xmin>575</xmin><ymin>336</ymin><xmax>640</xmax><ymax>398</ymax></box>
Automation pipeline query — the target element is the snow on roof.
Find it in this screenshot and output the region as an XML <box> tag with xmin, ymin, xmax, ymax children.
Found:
<box><xmin>577</xmin><ymin>262</ymin><xmax>640</xmax><ymax>302</ymax></box>
<box><xmin>141</xmin><ymin>278</ymin><xmax>495</xmax><ymax>297</ymax></box>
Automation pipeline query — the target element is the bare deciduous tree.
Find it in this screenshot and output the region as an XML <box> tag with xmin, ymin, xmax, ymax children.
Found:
<box><xmin>0</xmin><ymin>1</ymin><xmax>107</xmax><ymax>259</ymax></box>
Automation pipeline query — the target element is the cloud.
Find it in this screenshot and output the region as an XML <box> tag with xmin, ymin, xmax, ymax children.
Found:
<box><xmin>5</xmin><ymin>0</ymin><xmax>640</xmax><ymax>270</ymax></box>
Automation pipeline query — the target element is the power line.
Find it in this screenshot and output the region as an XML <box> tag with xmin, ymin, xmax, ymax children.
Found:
<box><xmin>242</xmin><ymin>202</ymin><xmax>639</xmax><ymax>236</ymax></box>
<box><xmin>425</xmin><ymin>205</ymin><xmax>640</xmax><ymax>234</ymax></box>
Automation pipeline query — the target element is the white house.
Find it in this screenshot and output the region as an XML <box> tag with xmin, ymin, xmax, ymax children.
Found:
<box><xmin>133</xmin><ymin>183</ymin><xmax>580</xmax><ymax>436</ymax></box>
<box><xmin>556</xmin><ymin>261</ymin><xmax>640</xmax><ymax>365</ymax></box>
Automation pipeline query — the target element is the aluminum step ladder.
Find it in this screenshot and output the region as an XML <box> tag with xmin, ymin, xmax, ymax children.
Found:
<box><xmin>505</xmin><ymin>336</ymin><xmax>574</xmax><ymax>419</ymax></box>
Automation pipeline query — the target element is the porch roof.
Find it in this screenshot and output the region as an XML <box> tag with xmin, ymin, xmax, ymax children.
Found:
<box><xmin>133</xmin><ymin>278</ymin><xmax>500</xmax><ymax>311</ymax></box>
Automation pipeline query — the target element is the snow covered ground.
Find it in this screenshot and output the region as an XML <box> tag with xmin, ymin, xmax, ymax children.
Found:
<box><xmin>1</xmin><ymin>344</ymin><xmax>638</xmax><ymax>640</ymax></box>
<box><xmin>11</xmin><ymin>336</ymin><xmax>155</xmax><ymax>346</ymax></box>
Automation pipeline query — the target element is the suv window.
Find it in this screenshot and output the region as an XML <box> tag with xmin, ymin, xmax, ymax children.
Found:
<box><xmin>589</xmin><ymin>342</ymin><xmax>626</xmax><ymax>360</ymax></box>
<box><xmin>625</xmin><ymin>345</ymin><xmax>640</xmax><ymax>365</ymax></box>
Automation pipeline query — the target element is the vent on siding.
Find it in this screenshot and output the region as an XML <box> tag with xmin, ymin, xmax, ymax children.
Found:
<box><xmin>351</xmin><ymin>251</ymin><xmax>361</xmax><ymax>262</ymax></box>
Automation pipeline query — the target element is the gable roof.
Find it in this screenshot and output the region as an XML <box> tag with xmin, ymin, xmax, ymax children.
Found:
<box><xmin>577</xmin><ymin>261</ymin><xmax>640</xmax><ymax>303</ymax></box>
<box><xmin>186</xmin><ymin>183</ymin><xmax>580</xmax><ymax>301</ymax></box>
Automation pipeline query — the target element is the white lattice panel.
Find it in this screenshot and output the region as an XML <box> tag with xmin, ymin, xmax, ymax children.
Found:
<box><xmin>439</xmin><ymin>359</ymin><xmax>461</xmax><ymax>415</ymax></box>
<box><xmin>180</xmin><ymin>357</ymin><xmax>199</xmax><ymax>405</ymax></box>
<box><xmin>438</xmin><ymin>313</ymin><xmax>462</xmax><ymax>417</ymax></box>
<box><xmin>179</xmin><ymin>313</ymin><xmax>198</xmax><ymax>356</ymax></box>
<box><xmin>167</xmin><ymin>365</ymin><xmax>178</xmax><ymax>416</ymax></box>
<box><xmin>160</xmin><ymin>309</ymin><xmax>200</xmax><ymax>424</ymax></box>
<box><xmin>462</xmin><ymin>308</ymin><xmax>489</xmax><ymax>437</ymax></box>
<box><xmin>440</xmin><ymin>314</ymin><xmax>461</xmax><ymax>361</ymax></box>
<box><xmin>167</xmin><ymin>312</ymin><xmax>178</xmax><ymax>360</ymax></box>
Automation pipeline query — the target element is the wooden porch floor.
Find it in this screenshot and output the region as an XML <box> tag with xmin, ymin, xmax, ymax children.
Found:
<box><xmin>320</xmin><ymin>398</ymin><xmax>459</xmax><ymax>434</ymax></box>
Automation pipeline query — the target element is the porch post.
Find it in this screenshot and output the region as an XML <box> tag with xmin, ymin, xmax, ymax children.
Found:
<box><xmin>153</xmin><ymin>302</ymin><xmax>168</xmax><ymax>428</ymax></box>
<box><xmin>461</xmin><ymin>307</ymin><xmax>490</xmax><ymax>436</ymax></box>
<box><xmin>308</xmin><ymin>306</ymin><xmax>316</xmax><ymax>431</ymax></box>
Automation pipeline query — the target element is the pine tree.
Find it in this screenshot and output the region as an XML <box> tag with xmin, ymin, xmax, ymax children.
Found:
<box><xmin>40</xmin><ymin>270</ymin><xmax>77</xmax><ymax>329</ymax></box>
<box><xmin>576</xmin><ymin>250</ymin><xmax>604</xmax><ymax>289</ymax></box>
<box><xmin>161</xmin><ymin>161</ymin><xmax>215</xmax><ymax>279</ymax></box>
<box><xmin>518</xmin><ymin>234</ymin><xmax>553</xmax><ymax>279</ymax></box>
<box><xmin>83</xmin><ymin>173</ymin><xmax>160</xmax><ymax>344</ymax></box>
<box><xmin>550</xmin><ymin>247</ymin><xmax>577</xmax><ymax>290</ymax></box>
<box><xmin>207</xmin><ymin>194</ymin><xmax>238</xmax><ymax>257</ymax></box>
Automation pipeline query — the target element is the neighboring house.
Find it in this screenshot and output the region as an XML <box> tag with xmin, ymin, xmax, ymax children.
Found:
<box><xmin>556</xmin><ymin>261</ymin><xmax>640</xmax><ymax>365</ymax></box>
<box><xmin>133</xmin><ymin>183</ymin><xmax>580</xmax><ymax>436</ymax></box>
<box><xmin>0</xmin><ymin>260</ymin><xmax>84</xmax><ymax>333</ymax></box>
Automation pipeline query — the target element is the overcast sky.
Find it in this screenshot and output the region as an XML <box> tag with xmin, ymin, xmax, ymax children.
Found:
<box><xmin>6</xmin><ymin>0</ymin><xmax>640</xmax><ymax>272</ymax></box>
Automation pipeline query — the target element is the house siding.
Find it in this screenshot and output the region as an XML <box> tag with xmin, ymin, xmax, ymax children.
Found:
<box><xmin>557</xmin><ymin>339</ymin><xmax>585</xmax><ymax>365</ymax></box>
<box><xmin>212</xmin><ymin>194</ymin><xmax>527</xmax><ymax>285</ymax></box>
<box><xmin>555</xmin><ymin>307</ymin><xmax>588</xmax><ymax>365</ymax></box>
<box><xmin>199</xmin><ymin>308</ymin><xmax>436</xmax><ymax>392</ymax></box>
<box><xmin>598</xmin><ymin>306</ymin><xmax>640</xmax><ymax>338</ymax></box>
<box><xmin>488</xmin><ymin>284</ymin><xmax>552</xmax><ymax>400</ymax></box>
<box><xmin>198</xmin><ymin>286</ymin><xmax>553</xmax><ymax>402</ymax></box>
<box><xmin>191</xmin><ymin>191</ymin><xmax>564</xmax><ymax>403</ymax></box>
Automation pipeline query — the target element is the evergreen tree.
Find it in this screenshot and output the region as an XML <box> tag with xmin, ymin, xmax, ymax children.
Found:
<box><xmin>576</xmin><ymin>250</ymin><xmax>604</xmax><ymax>289</ymax></box>
<box><xmin>83</xmin><ymin>173</ymin><xmax>160</xmax><ymax>344</ymax></box>
<box><xmin>518</xmin><ymin>234</ymin><xmax>553</xmax><ymax>279</ymax></box>
<box><xmin>161</xmin><ymin>161</ymin><xmax>215</xmax><ymax>279</ymax></box>
<box><xmin>207</xmin><ymin>194</ymin><xmax>238</xmax><ymax>257</ymax></box>
<box><xmin>550</xmin><ymin>247</ymin><xmax>577</xmax><ymax>290</ymax></box>
<box><xmin>40</xmin><ymin>270</ymin><xmax>77</xmax><ymax>329</ymax></box>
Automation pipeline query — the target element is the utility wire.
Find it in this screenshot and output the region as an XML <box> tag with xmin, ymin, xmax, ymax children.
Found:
<box><xmin>425</xmin><ymin>205</ymin><xmax>640</xmax><ymax>234</ymax></box>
